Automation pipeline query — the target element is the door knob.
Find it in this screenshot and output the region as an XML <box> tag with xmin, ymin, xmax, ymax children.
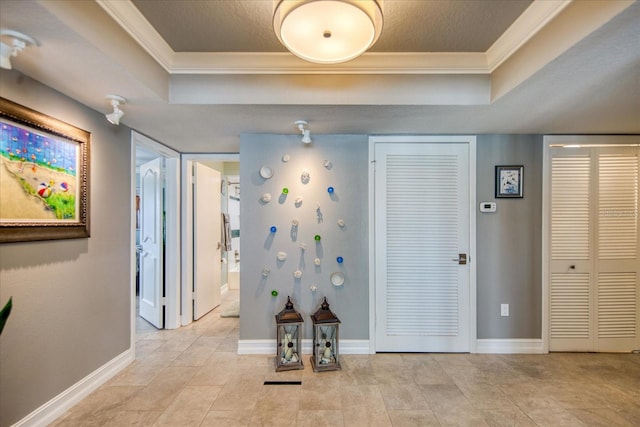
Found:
<box><xmin>452</xmin><ymin>254</ymin><xmax>467</xmax><ymax>265</ymax></box>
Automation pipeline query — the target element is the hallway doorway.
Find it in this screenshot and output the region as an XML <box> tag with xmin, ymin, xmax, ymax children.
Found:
<box><xmin>181</xmin><ymin>154</ymin><xmax>240</xmax><ymax>327</ymax></box>
<box><xmin>131</xmin><ymin>131</ymin><xmax>180</xmax><ymax>345</ymax></box>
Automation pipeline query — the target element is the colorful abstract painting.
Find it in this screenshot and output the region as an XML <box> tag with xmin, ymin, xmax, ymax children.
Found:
<box><xmin>1</xmin><ymin>120</ymin><xmax>79</xmax><ymax>222</ymax></box>
<box><xmin>0</xmin><ymin>97</ymin><xmax>90</xmax><ymax>242</ymax></box>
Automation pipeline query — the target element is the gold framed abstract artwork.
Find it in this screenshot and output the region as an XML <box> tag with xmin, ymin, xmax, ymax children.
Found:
<box><xmin>0</xmin><ymin>97</ymin><xmax>90</xmax><ymax>243</ymax></box>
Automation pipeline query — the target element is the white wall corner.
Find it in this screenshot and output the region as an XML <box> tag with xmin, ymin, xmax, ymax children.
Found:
<box><xmin>12</xmin><ymin>349</ymin><xmax>134</xmax><ymax>427</ymax></box>
<box><xmin>476</xmin><ymin>339</ymin><xmax>546</xmax><ymax>354</ymax></box>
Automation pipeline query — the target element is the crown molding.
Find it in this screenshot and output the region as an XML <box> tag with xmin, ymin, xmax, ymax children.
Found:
<box><xmin>486</xmin><ymin>0</ymin><xmax>572</xmax><ymax>72</ymax></box>
<box><xmin>96</xmin><ymin>0</ymin><xmax>174</xmax><ymax>72</ymax></box>
<box><xmin>170</xmin><ymin>52</ymin><xmax>489</xmax><ymax>75</ymax></box>
<box><xmin>97</xmin><ymin>0</ymin><xmax>572</xmax><ymax>75</ymax></box>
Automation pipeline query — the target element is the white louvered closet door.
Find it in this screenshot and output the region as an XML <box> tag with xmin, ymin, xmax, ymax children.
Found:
<box><xmin>549</xmin><ymin>146</ymin><xmax>639</xmax><ymax>352</ymax></box>
<box><xmin>375</xmin><ymin>142</ymin><xmax>470</xmax><ymax>352</ymax></box>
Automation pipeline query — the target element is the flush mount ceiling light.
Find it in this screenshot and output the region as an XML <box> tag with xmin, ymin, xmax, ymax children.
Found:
<box><xmin>295</xmin><ymin>120</ymin><xmax>312</xmax><ymax>144</ymax></box>
<box><xmin>105</xmin><ymin>95</ymin><xmax>126</xmax><ymax>125</ymax></box>
<box><xmin>0</xmin><ymin>29</ymin><xmax>39</xmax><ymax>70</ymax></box>
<box><xmin>273</xmin><ymin>0</ymin><xmax>383</xmax><ymax>64</ymax></box>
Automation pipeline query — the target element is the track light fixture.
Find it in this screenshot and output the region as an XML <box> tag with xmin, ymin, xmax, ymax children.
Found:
<box><xmin>105</xmin><ymin>95</ymin><xmax>126</xmax><ymax>125</ymax></box>
<box><xmin>295</xmin><ymin>120</ymin><xmax>312</xmax><ymax>144</ymax></box>
<box><xmin>0</xmin><ymin>29</ymin><xmax>39</xmax><ymax>70</ymax></box>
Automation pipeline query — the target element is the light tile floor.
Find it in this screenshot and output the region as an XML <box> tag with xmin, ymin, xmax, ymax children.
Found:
<box><xmin>52</xmin><ymin>290</ymin><xmax>640</xmax><ymax>426</ymax></box>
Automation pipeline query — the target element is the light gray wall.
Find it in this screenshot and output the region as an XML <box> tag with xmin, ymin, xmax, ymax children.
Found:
<box><xmin>476</xmin><ymin>135</ymin><xmax>543</xmax><ymax>339</ymax></box>
<box><xmin>0</xmin><ymin>71</ymin><xmax>132</xmax><ymax>426</ymax></box>
<box><xmin>240</xmin><ymin>133</ymin><xmax>544</xmax><ymax>343</ymax></box>
<box><xmin>240</xmin><ymin>134</ymin><xmax>369</xmax><ymax>340</ymax></box>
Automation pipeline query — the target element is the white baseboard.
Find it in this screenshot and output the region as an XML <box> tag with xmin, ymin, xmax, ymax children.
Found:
<box><xmin>238</xmin><ymin>339</ymin><xmax>370</xmax><ymax>355</ymax></box>
<box><xmin>13</xmin><ymin>349</ymin><xmax>134</xmax><ymax>427</ymax></box>
<box><xmin>476</xmin><ymin>339</ymin><xmax>545</xmax><ymax>354</ymax></box>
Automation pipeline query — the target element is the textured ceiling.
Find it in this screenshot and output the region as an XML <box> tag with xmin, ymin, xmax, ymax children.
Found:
<box><xmin>130</xmin><ymin>0</ymin><xmax>532</xmax><ymax>53</ymax></box>
<box><xmin>0</xmin><ymin>0</ymin><xmax>637</xmax><ymax>154</ymax></box>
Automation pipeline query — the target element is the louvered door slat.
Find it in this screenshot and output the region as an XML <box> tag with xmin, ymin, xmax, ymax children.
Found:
<box><xmin>375</xmin><ymin>140</ymin><xmax>471</xmax><ymax>353</ymax></box>
<box><xmin>598</xmin><ymin>155</ymin><xmax>638</xmax><ymax>260</ymax></box>
<box><xmin>386</xmin><ymin>154</ymin><xmax>459</xmax><ymax>336</ymax></box>
<box><xmin>551</xmin><ymin>273</ymin><xmax>591</xmax><ymax>339</ymax></box>
<box><xmin>551</xmin><ymin>157</ymin><xmax>590</xmax><ymax>260</ymax></box>
<box><xmin>598</xmin><ymin>273</ymin><xmax>637</xmax><ymax>338</ymax></box>
<box><xmin>595</xmin><ymin>151</ymin><xmax>639</xmax><ymax>351</ymax></box>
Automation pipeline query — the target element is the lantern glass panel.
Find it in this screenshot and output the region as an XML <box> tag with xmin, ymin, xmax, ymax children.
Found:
<box><xmin>279</xmin><ymin>324</ymin><xmax>301</xmax><ymax>365</ymax></box>
<box><xmin>275</xmin><ymin>296</ymin><xmax>304</xmax><ymax>371</ymax></box>
<box><xmin>315</xmin><ymin>325</ymin><xmax>337</xmax><ymax>365</ymax></box>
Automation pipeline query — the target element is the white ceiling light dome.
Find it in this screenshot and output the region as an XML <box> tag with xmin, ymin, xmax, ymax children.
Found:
<box><xmin>273</xmin><ymin>0</ymin><xmax>383</xmax><ymax>64</ymax></box>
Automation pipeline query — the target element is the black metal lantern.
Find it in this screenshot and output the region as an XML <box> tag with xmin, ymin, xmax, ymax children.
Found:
<box><xmin>310</xmin><ymin>297</ymin><xmax>341</xmax><ymax>372</ymax></box>
<box><xmin>275</xmin><ymin>296</ymin><xmax>304</xmax><ymax>371</ymax></box>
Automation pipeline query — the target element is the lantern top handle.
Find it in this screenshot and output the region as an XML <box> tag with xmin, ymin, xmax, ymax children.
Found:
<box><xmin>275</xmin><ymin>296</ymin><xmax>304</xmax><ymax>323</ymax></box>
<box><xmin>311</xmin><ymin>296</ymin><xmax>341</xmax><ymax>324</ymax></box>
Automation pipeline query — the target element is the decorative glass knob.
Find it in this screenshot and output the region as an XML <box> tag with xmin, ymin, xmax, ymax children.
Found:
<box><xmin>262</xmin><ymin>268</ymin><xmax>271</xmax><ymax>276</ymax></box>
<box><xmin>282</xmin><ymin>187</ymin><xmax>289</xmax><ymax>194</ymax></box>
<box><xmin>271</xmin><ymin>289</ymin><xmax>279</xmax><ymax>297</ymax></box>
<box><xmin>314</xmin><ymin>234</ymin><xmax>321</xmax><ymax>241</ymax></box>
<box><xmin>337</xmin><ymin>256</ymin><xmax>344</xmax><ymax>264</ymax></box>
<box><xmin>270</xmin><ymin>226</ymin><xmax>277</xmax><ymax>233</ymax></box>
<box><xmin>327</xmin><ymin>186</ymin><xmax>334</xmax><ymax>193</ymax></box>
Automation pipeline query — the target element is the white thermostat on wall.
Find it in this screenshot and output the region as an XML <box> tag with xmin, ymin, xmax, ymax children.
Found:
<box><xmin>479</xmin><ymin>202</ymin><xmax>497</xmax><ymax>213</ymax></box>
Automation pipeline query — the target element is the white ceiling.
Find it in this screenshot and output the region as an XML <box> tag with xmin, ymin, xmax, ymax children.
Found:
<box><xmin>0</xmin><ymin>0</ymin><xmax>638</xmax><ymax>154</ymax></box>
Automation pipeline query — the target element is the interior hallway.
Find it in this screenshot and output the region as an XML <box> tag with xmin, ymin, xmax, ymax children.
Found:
<box><xmin>51</xmin><ymin>290</ymin><xmax>640</xmax><ymax>426</ymax></box>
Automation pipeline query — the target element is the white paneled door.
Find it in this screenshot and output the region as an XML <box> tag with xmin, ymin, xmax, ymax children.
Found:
<box><xmin>139</xmin><ymin>157</ymin><xmax>164</xmax><ymax>329</ymax></box>
<box><xmin>549</xmin><ymin>145</ymin><xmax>639</xmax><ymax>352</ymax></box>
<box><xmin>374</xmin><ymin>139</ymin><xmax>473</xmax><ymax>352</ymax></box>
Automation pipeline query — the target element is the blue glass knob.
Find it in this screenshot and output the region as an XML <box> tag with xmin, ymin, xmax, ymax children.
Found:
<box><xmin>337</xmin><ymin>256</ymin><xmax>344</xmax><ymax>263</ymax></box>
<box><xmin>270</xmin><ymin>226</ymin><xmax>277</xmax><ymax>233</ymax></box>
<box><xmin>327</xmin><ymin>186</ymin><xmax>334</xmax><ymax>193</ymax></box>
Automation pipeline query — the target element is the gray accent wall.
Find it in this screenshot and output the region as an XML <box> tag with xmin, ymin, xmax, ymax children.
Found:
<box><xmin>476</xmin><ymin>135</ymin><xmax>543</xmax><ymax>339</ymax></box>
<box><xmin>0</xmin><ymin>71</ymin><xmax>132</xmax><ymax>426</ymax></box>
<box><xmin>240</xmin><ymin>133</ymin><xmax>544</xmax><ymax>343</ymax></box>
<box><xmin>240</xmin><ymin>134</ymin><xmax>369</xmax><ymax>340</ymax></box>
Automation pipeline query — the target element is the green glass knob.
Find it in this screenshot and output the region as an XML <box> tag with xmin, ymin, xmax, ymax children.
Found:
<box><xmin>271</xmin><ymin>290</ymin><xmax>279</xmax><ymax>297</ymax></box>
<box><xmin>282</xmin><ymin>187</ymin><xmax>289</xmax><ymax>194</ymax></box>
<box><xmin>314</xmin><ymin>235</ymin><xmax>321</xmax><ymax>241</ymax></box>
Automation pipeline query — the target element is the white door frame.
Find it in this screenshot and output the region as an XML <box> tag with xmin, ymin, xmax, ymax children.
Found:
<box><xmin>181</xmin><ymin>153</ymin><xmax>239</xmax><ymax>326</ymax></box>
<box><xmin>541</xmin><ymin>135</ymin><xmax>640</xmax><ymax>353</ymax></box>
<box><xmin>368</xmin><ymin>136</ymin><xmax>477</xmax><ymax>354</ymax></box>
<box><xmin>130</xmin><ymin>131</ymin><xmax>181</xmax><ymax>350</ymax></box>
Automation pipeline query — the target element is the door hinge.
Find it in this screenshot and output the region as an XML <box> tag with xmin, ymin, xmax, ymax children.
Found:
<box><xmin>161</xmin><ymin>297</ymin><xmax>167</xmax><ymax>306</ymax></box>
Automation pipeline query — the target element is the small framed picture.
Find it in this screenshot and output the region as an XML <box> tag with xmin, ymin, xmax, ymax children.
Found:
<box><xmin>495</xmin><ymin>165</ymin><xmax>523</xmax><ymax>198</ymax></box>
